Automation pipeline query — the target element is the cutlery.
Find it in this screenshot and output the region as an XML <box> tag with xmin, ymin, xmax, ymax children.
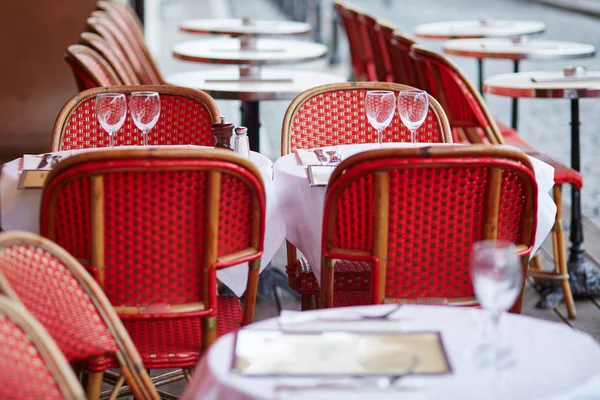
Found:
<box><xmin>279</xmin><ymin>304</ymin><xmax>404</xmax><ymax>326</ymax></box>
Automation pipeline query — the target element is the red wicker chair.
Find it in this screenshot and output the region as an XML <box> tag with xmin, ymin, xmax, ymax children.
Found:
<box><xmin>411</xmin><ymin>45</ymin><xmax>580</xmax><ymax>318</ymax></box>
<box><xmin>333</xmin><ymin>1</ymin><xmax>376</xmax><ymax>81</ymax></box>
<box><xmin>97</xmin><ymin>0</ymin><xmax>164</xmax><ymax>84</ymax></box>
<box><xmin>87</xmin><ymin>12</ymin><xmax>160</xmax><ymax>85</ymax></box>
<box><xmin>360</xmin><ymin>13</ymin><xmax>392</xmax><ymax>82</ymax></box>
<box><xmin>0</xmin><ymin>232</ymin><xmax>159</xmax><ymax>400</ymax></box>
<box><xmin>51</xmin><ymin>85</ymin><xmax>221</xmax><ymax>151</ymax></box>
<box><xmin>0</xmin><ymin>296</ymin><xmax>86</xmax><ymax>400</ymax></box>
<box><xmin>64</xmin><ymin>45</ymin><xmax>122</xmax><ymax>91</ymax></box>
<box><xmin>378</xmin><ymin>24</ymin><xmax>422</xmax><ymax>88</ymax></box>
<box><xmin>39</xmin><ymin>148</ymin><xmax>265</xmax><ymax>390</ymax></box>
<box><xmin>80</xmin><ymin>32</ymin><xmax>140</xmax><ymax>85</ymax></box>
<box><xmin>320</xmin><ymin>146</ymin><xmax>538</xmax><ymax>314</ymax></box>
<box><xmin>281</xmin><ymin>82</ymin><xmax>452</xmax><ymax>309</ymax></box>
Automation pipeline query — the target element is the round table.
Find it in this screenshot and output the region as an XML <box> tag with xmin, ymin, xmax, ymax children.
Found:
<box><xmin>484</xmin><ymin>71</ymin><xmax>600</xmax><ymax>302</ymax></box>
<box><xmin>181</xmin><ymin>305</ymin><xmax>600</xmax><ymax>400</ymax></box>
<box><xmin>443</xmin><ymin>39</ymin><xmax>595</xmax><ymax>129</ymax></box>
<box><xmin>0</xmin><ymin>146</ymin><xmax>285</xmax><ymax>297</ymax></box>
<box><xmin>172</xmin><ymin>38</ymin><xmax>328</xmax><ymax>66</ymax></box>
<box><xmin>166</xmin><ymin>68</ymin><xmax>344</xmax><ymax>152</ymax></box>
<box><xmin>272</xmin><ymin>143</ymin><xmax>556</xmax><ymax>285</ymax></box>
<box><xmin>414</xmin><ymin>20</ymin><xmax>546</xmax><ymax>40</ymax></box>
<box><xmin>179</xmin><ymin>18</ymin><xmax>311</xmax><ymax>37</ymax></box>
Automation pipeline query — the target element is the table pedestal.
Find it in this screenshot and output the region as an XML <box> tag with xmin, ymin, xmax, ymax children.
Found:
<box><xmin>538</xmin><ymin>99</ymin><xmax>600</xmax><ymax>309</ymax></box>
<box><xmin>477</xmin><ymin>59</ymin><xmax>520</xmax><ymax>130</ymax></box>
<box><xmin>241</xmin><ymin>101</ymin><xmax>260</xmax><ymax>152</ymax></box>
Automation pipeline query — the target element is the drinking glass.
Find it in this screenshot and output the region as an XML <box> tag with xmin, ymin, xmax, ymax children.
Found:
<box><xmin>471</xmin><ymin>240</ymin><xmax>522</xmax><ymax>368</ymax></box>
<box><xmin>365</xmin><ymin>90</ymin><xmax>396</xmax><ymax>145</ymax></box>
<box><xmin>398</xmin><ymin>90</ymin><xmax>429</xmax><ymax>144</ymax></box>
<box><xmin>96</xmin><ymin>93</ymin><xmax>127</xmax><ymax>148</ymax></box>
<box><xmin>129</xmin><ymin>91</ymin><xmax>161</xmax><ymax>146</ymax></box>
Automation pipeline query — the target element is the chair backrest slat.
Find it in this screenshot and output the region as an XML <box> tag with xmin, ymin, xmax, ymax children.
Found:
<box><xmin>64</xmin><ymin>45</ymin><xmax>122</xmax><ymax>91</ymax></box>
<box><xmin>80</xmin><ymin>32</ymin><xmax>140</xmax><ymax>85</ymax></box>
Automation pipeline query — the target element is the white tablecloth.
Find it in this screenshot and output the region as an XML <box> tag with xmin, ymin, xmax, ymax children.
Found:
<box><xmin>182</xmin><ymin>305</ymin><xmax>600</xmax><ymax>400</ymax></box>
<box><xmin>0</xmin><ymin>146</ymin><xmax>285</xmax><ymax>296</ymax></box>
<box><xmin>273</xmin><ymin>143</ymin><xmax>556</xmax><ymax>284</ymax></box>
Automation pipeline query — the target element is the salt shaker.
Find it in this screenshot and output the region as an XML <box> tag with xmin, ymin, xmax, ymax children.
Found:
<box><xmin>234</xmin><ymin>126</ymin><xmax>250</xmax><ymax>159</ymax></box>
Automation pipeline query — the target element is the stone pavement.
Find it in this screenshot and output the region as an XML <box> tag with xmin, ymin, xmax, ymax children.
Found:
<box><xmin>153</xmin><ymin>0</ymin><xmax>600</xmax><ymax>227</ymax></box>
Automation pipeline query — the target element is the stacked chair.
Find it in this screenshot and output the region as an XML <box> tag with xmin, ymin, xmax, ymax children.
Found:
<box><xmin>332</xmin><ymin>0</ymin><xmax>579</xmax><ymax>318</ymax></box>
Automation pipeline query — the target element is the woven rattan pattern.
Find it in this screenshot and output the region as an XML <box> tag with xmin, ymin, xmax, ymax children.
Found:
<box><xmin>121</xmin><ymin>296</ymin><xmax>241</xmax><ymax>367</ymax></box>
<box><xmin>0</xmin><ymin>315</ymin><xmax>63</xmax><ymax>399</ymax></box>
<box><xmin>290</xmin><ymin>89</ymin><xmax>445</xmax><ymax>150</ymax></box>
<box><xmin>334</xmin><ymin>173</ymin><xmax>374</xmax><ymax>251</ymax></box>
<box><xmin>218</xmin><ymin>175</ymin><xmax>253</xmax><ymax>257</ymax></box>
<box><xmin>55</xmin><ymin>178</ymin><xmax>91</xmax><ymax>263</ymax></box>
<box><xmin>59</xmin><ymin>95</ymin><xmax>214</xmax><ymax>150</ymax></box>
<box><xmin>0</xmin><ymin>245</ymin><xmax>118</xmax><ymax>360</ymax></box>
<box><xmin>295</xmin><ymin>258</ymin><xmax>372</xmax><ymax>294</ymax></box>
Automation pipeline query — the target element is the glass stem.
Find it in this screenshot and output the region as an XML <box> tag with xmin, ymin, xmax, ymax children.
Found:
<box><xmin>109</xmin><ymin>133</ymin><xmax>114</xmax><ymax>148</ymax></box>
<box><xmin>488</xmin><ymin>310</ymin><xmax>501</xmax><ymax>360</ymax></box>
<box><xmin>377</xmin><ymin>128</ymin><xmax>383</xmax><ymax>145</ymax></box>
<box><xmin>143</xmin><ymin>130</ymin><xmax>148</xmax><ymax>147</ymax></box>
<box><xmin>411</xmin><ymin>129</ymin><xmax>416</xmax><ymax>145</ymax></box>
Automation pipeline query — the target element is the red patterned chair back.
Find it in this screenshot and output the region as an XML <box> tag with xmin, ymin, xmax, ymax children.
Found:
<box><xmin>410</xmin><ymin>45</ymin><xmax>504</xmax><ymax>144</ymax></box>
<box><xmin>281</xmin><ymin>82</ymin><xmax>452</xmax><ymax>155</ymax></box>
<box><xmin>51</xmin><ymin>85</ymin><xmax>221</xmax><ymax>151</ymax></box>
<box><xmin>64</xmin><ymin>45</ymin><xmax>122</xmax><ymax>91</ymax></box>
<box><xmin>0</xmin><ymin>232</ymin><xmax>159</xmax><ymax>399</ymax></box>
<box><xmin>97</xmin><ymin>1</ymin><xmax>164</xmax><ymax>84</ymax></box>
<box><xmin>87</xmin><ymin>12</ymin><xmax>160</xmax><ymax>85</ymax></box>
<box><xmin>80</xmin><ymin>32</ymin><xmax>140</xmax><ymax>85</ymax></box>
<box><xmin>378</xmin><ymin>24</ymin><xmax>422</xmax><ymax>88</ymax></box>
<box><xmin>39</xmin><ymin>148</ymin><xmax>266</xmax><ymax>365</ymax></box>
<box><xmin>320</xmin><ymin>146</ymin><xmax>537</xmax><ymax>313</ymax></box>
<box><xmin>333</xmin><ymin>1</ymin><xmax>376</xmax><ymax>81</ymax></box>
<box><xmin>360</xmin><ymin>13</ymin><xmax>392</xmax><ymax>82</ymax></box>
<box><xmin>0</xmin><ymin>296</ymin><xmax>86</xmax><ymax>400</ymax></box>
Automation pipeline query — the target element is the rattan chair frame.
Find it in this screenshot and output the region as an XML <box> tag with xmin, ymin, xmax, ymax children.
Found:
<box><xmin>80</xmin><ymin>32</ymin><xmax>140</xmax><ymax>85</ymax></box>
<box><xmin>97</xmin><ymin>1</ymin><xmax>164</xmax><ymax>84</ymax></box>
<box><xmin>50</xmin><ymin>85</ymin><xmax>222</xmax><ymax>151</ymax></box>
<box><xmin>410</xmin><ymin>45</ymin><xmax>577</xmax><ymax>318</ymax></box>
<box><xmin>64</xmin><ymin>44</ymin><xmax>122</xmax><ymax>91</ymax></box>
<box><xmin>281</xmin><ymin>81</ymin><xmax>453</xmax><ymax>155</ymax></box>
<box><xmin>377</xmin><ymin>24</ymin><xmax>422</xmax><ymax>88</ymax></box>
<box><xmin>0</xmin><ymin>231</ymin><xmax>159</xmax><ymax>400</ymax></box>
<box><xmin>360</xmin><ymin>13</ymin><xmax>392</xmax><ymax>82</ymax></box>
<box><xmin>40</xmin><ymin>148</ymin><xmax>265</xmax><ymax>349</ymax></box>
<box><xmin>320</xmin><ymin>145</ymin><xmax>538</xmax><ymax>313</ymax></box>
<box><xmin>0</xmin><ymin>296</ymin><xmax>86</xmax><ymax>399</ymax></box>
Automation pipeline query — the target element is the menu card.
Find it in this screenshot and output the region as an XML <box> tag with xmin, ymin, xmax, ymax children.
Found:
<box><xmin>17</xmin><ymin>154</ymin><xmax>64</xmax><ymax>189</ymax></box>
<box><xmin>232</xmin><ymin>330</ymin><xmax>452</xmax><ymax>377</ymax></box>
<box><xmin>308</xmin><ymin>165</ymin><xmax>335</xmax><ymax>187</ymax></box>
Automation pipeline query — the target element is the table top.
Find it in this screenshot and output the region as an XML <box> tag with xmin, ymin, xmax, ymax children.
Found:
<box><xmin>0</xmin><ymin>146</ymin><xmax>285</xmax><ymax>297</ymax></box>
<box><xmin>484</xmin><ymin>71</ymin><xmax>600</xmax><ymax>99</ymax></box>
<box><xmin>443</xmin><ymin>38</ymin><xmax>595</xmax><ymax>61</ymax></box>
<box><xmin>172</xmin><ymin>38</ymin><xmax>328</xmax><ymax>65</ymax></box>
<box><xmin>165</xmin><ymin>67</ymin><xmax>345</xmax><ymax>101</ymax></box>
<box><xmin>182</xmin><ymin>305</ymin><xmax>600</xmax><ymax>400</ymax></box>
<box><xmin>179</xmin><ymin>18</ymin><xmax>311</xmax><ymax>37</ymax></box>
<box><xmin>414</xmin><ymin>20</ymin><xmax>546</xmax><ymax>40</ymax></box>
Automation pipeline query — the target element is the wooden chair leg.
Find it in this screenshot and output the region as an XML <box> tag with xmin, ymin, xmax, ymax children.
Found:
<box><xmin>107</xmin><ymin>375</ymin><xmax>125</xmax><ymax>400</ymax></box>
<box><xmin>529</xmin><ymin>254</ymin><xmax>544</xmax><ymax>287</ymax></box>
<box><xmin>202</xmin><ymin>316</ymin><xmax>217</xmax><ymax>352</ymax></box>
<box><xmin>86</xmin><ymin>371</ymin><xmax>103</xmax><ymax>400</ymax></box>
<box><xmin>242</xmin><ymin>259</ymin><xmax>260</xmax><ymax>326</ymax></box>
<box><xmin>301</xmin><ymin>294</ymin><xmax>316</xmax><ymax>311</ymax></box>
<box><xmin>553</xmin><ymin>185</ymin><xmax>576</xmax><ymax>319</ymax></box>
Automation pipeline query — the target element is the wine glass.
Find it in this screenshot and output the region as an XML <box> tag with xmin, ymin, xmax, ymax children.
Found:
<box><xmin>129</xmin><ymin>91</ymin><xmax>161</xmax><ymax>146</ymax></box>
<box><xmin>365</xmin><ymin>90</ymin><xmax>396</xmax><ymax>145</ymax></box>
<box><xmin>96</xmin><ymin>93</ymin><xmax>127</xmax><ymax>148</ymax></box>
<box><xmin>471</xmin><ymin>240</ymin><xmax>522</xmax><ymax>368</ymax></box>
<box><xmin>398</xmin><ymin>90</ymin><xmax>429</xmax><ymax>144</ymax></box>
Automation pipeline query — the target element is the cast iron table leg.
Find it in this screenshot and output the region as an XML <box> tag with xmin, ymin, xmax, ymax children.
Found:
<box><xmin>511</xmin><ymin>61</ymin><xmax>520</xmax><ymax>130</ymax></box>
<box><xmin>539</xmin><ymin>98</ymin><xmax>600</xmax><ymax>308</ymax></box>
<box><xmin>241</xmin><ymin>101</ymin><xmax>260</xmax><ymax>152</ymax></box>
<box><xmin>477</xmin><ymin>59</ymin><xmax>484</xmax><ymax>94</ymax></box>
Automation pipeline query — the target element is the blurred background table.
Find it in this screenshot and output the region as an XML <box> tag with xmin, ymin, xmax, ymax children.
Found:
<box><xmin>414</xmin><ymin>20</ymin><xmax>546</xmax><ymax>40</ymax></box>
<box><xmin>180</xmin><ymin>18</ymin><xmax>311</xmax><ymax>37</ymax></box>
<box><xmin>182</xmin><ymin>305</ymin><xmax>600</xmax><ymax>400</ymax></box>
<box><xmin>167</xmin><ymin>68</ymin><xmax>344</xmax><ymax>152</ymax></box>
<box><xmin>485</xmin><ymin>71</ymin><xmax>600</xmax><ymax>303</ymax></box>
<box><xmin>443</xmin><ymin>38</ymin><xmax>595</xmax><ymax>128</ymax></box>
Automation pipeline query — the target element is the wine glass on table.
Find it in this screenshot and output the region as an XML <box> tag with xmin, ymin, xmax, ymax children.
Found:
<box><xmin>398</xmin><ymin>90</ymin><xmax>429</xmax><ymax>144</ymax></box>
<box><xmin>365</xmin><ymin>90</ymin><xmax>396</xmax><ymax>146</ymax></box>
<box><xmin>96</xmin><ymin>93</ymin><xmax>127</xmax><ymax>148</ymax></box>
<box><xmin>129</xmin><ymin>91</ymin><xmax>161</xmax><ymax>146</ymax></box>
<box><xmin>471</xmin><ymin>240</ymin><xmax>522</xmax><ymax>368</ymax></box>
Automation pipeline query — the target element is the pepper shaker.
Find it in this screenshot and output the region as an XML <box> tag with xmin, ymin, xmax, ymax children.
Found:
<box><xmin>211</xmin><ymin>116</ymin><xmax>234</xmax><ymax>150</ymax></box>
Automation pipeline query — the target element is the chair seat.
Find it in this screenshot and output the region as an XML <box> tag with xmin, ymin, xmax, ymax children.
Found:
<box><xmin>498</xmin><ymin>121</ymin><xmax>583</xmax><ymax>189</ymax></box>
<box><xmin>292</xmin><ymin>257</ymin><xmax>372</xmax><ymax>295</ymax></box>
<box><xmin>117</xmin><ymin>295</ymin><xmax>241</xmax><ymax>369</ymax></box>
